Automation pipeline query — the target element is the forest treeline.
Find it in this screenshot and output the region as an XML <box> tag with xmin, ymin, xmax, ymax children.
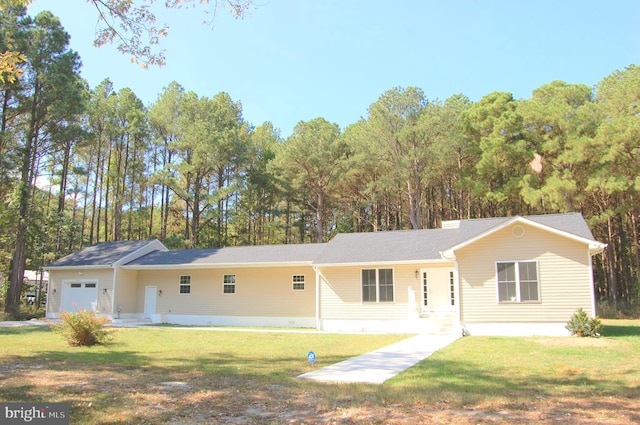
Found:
<box><xmin>1</xmin><ymin>6</ymin><xmax>639</xmax><ymax>315</ymax></box>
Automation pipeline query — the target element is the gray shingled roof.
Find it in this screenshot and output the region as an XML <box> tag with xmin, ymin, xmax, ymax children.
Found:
<box><xmin>125</xmin><ymin>243</ymin><xmax>327</xmax><ymax>267</ymax></box>
<box><xmin>312</xmin><ymin>213</ymin><xmax>597</xmax><ymax>265</ymax></box>
<box><xmin>313</xmin><ymin>218</ymin><xmax>501</xmax><ymax>265</ymax></box>
<box><xmin>48</xmin><ymin>240</ymin><xmax>158</xmax><ymax>267</ymax></box>
<box><xmin>523</xmin><ymin>212</ymin><xmax>595</xmax><ymax>240</ymax></box>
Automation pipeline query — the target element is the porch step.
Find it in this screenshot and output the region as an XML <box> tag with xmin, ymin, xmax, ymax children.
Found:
<box><xmin>416</xmin><ymin>314</ymin><xmax>459</xmax><ymax>336</ymax></box>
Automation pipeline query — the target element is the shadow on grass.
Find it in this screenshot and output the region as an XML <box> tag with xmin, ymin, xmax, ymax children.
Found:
<box><xmin>386</xmin><ymin>357</ymin><xmax>636</xmax><ymax>401</ymax></box>
<box><xmin>602</xmin><ymin>323</ymin><xmax>640</xmax><ymax>337</ymax></box>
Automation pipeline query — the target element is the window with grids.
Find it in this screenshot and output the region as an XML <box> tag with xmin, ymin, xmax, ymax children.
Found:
<box><xmin>362</xmin><ymin>268</ymin><xmax>394</xmax><ymax>303</ymax></box>
<box><xmin>292</xmin><ymin>275</ymin><xmax>305</xmax><ymax>290</ymax></box>
<box><xmin>497</xmin><ymin>261</ymin><xmax>539</xmax><ymax>303</ymax></box>
<box><xmin>179</xmin><ymin>275</ymin><xmax>191</xmax><ymax>294</ymax></box>
<box><xmin>223</xmin><ymin>274</ymin><xmax>236</xmax><ymax>294</ymax></box>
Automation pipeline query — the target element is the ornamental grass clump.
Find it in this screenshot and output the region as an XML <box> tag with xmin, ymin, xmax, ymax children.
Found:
<box><xmin>52</xmin><ymin>310</ymin><xmax>113</xmax><ymax>346</ymax></box>
<box><xmin>566</xmin><ymin>308</ymin><xmax>604</xmax><ymax>337</ymax></box>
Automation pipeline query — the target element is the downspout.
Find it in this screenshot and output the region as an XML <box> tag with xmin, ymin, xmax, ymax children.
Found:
<box><xmin>313</xmin><ymin>266</ymin><xmax>320</xmax><ymax>331</ymax></box>
<box><xmin>588</xmin><ymin>251</ymin><xmax>596</xmax><ymax>316</ymax></box>
<box><xmin>110</xmin><ymin>263</ymin><xmax>117</xmax><ymax>321</ymax></box>
<box><xmin>453</xmin><ymin>260</ymin><xmax>462</xmax><ymax>334</ymax></box>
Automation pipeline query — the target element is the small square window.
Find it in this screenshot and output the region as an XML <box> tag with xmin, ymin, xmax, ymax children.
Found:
<box><xmin>223</xmin><ymin>274</ymin><xmax>236</xmax><ymax>294</ymax></box>
<box><xmin>292</xmin><ymin>275</ymin><xmax>305</xmax><ymax>290</ymax></box>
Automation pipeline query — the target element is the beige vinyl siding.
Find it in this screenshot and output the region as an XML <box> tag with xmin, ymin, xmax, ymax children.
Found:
<box><xmin>458</xmin><ymin>223</ymin><xmax>594</xmax><ymax>323</ymax></box>
<box><xmin>136</xmin><ymin>266</ymin><xmax>315</xmax><ymax>317</ymax></box>
<box><xmin>318</xmin><ymin>264</ymin><xmax>432</xmax><ymax>320</ymax></box>
<box><xmin>113</xmin><ymin>268</ymin><xmax>138</xmax><ymax>314</ymax></box>
<box><xmin>47</xmin><ymin>268</ymin><xmax>114</xmax><ymax>314</ymax></box>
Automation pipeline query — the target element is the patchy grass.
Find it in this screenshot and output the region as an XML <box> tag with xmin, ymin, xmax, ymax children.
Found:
<box><xmin>0</xmin><ymin>320</ymin><xmax>639</xmax><ymax>424</ymax></box>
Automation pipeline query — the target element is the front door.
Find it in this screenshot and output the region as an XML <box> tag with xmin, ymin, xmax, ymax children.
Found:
<box><xmin>421</xmin><ymin>268</ymin><xmax>455</xmax><ymax>314</ymax></box>
<box><xmin>144</xmin><ymin>286</ymin><xmax>157</xmax><ymax>319</ymax></box>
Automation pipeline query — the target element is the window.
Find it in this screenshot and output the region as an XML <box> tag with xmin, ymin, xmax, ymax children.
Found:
<box><xmin>361</xmin><ymin>268</ymin><xmax>394</xmax><ymax>303</ymax></box>
<box><xmin>292</xmin><ymin>275</ymin><xmax>305</xmax><ymax>290</ymax></box>
<box><xmin>497</xmin><ymin>261</ymin><xmax>539</xmax><ymax>303</ymax></box>
<box><xmin>179</xmin><ymin>275</ymin><xmax>191</xmax><ymax>294</ymax></box>
<box><xmin>223</xmin><ymin>274</ymin><xmax>236</xmax><ymax>294</ymax></box>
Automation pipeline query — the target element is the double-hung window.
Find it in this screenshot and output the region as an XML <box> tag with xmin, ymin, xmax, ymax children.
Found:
<box><xmin>497</xmin><ymin>261</ymin><xmax>540</xmax><ymax>303</ymax></box>
<box><xmin>179</xmin><ymin>275</ymin><xmax>191</xmax><ymax>294</ymax></box>
<box><xmin>362</xmin><ymin>268</ymin><xmax>394</xmax><ymax>303</ymax></box>
<box><xmin>223</xmin><ymin>274</ymin><xmax>236</xmax><ymax>294</ymax></box>
<box><xmin>292</xmin><ymin>275</ymin><xmax>305</xmax><ymax>291</ymax></box>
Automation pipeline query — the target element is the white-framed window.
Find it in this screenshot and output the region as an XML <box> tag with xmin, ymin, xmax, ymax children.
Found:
<box><xmin>292</xmin><ymin>275</ymin><xmax>305</xmax><ymax>291</ymax></box>
<box><xmin>223</xmin><ymin>274</ymin><xmax>236</xmax><ymax>294</ymax></box>
<box><xmin>362</xmin><ymin>268</ymin><xmax>394</xmax><ymax>303</ymax></box>
<box><xmin>179</xmin><ymin>275</ymin><xmax>191</xmax><ymax>294</ymax></box>
<box><xmin>496</xmin><ymin>261</ymin><xmax>540</xmax><ymax>303</ymax></box>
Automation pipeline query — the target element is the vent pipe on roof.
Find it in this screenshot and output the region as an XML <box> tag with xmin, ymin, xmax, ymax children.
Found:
<box><xmin>441</xmin><ymin>220</ymin><xmax>460</xmax><ymax>229</ymax></box>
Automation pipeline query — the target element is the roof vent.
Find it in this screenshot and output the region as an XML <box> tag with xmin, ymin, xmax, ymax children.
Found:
<box><xmin>441</xmin><ymin>220</ymin><xmax>460</xmax><ymax>229</ymax></box>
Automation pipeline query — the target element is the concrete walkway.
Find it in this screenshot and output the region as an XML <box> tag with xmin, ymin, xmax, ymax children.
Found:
<box><xmin>298</xmin><ymin>333</ymin><xmax>461</xmax><ymax>384</ymax></box>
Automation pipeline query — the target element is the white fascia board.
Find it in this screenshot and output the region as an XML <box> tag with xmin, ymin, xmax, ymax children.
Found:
<box><xmin>121</xmin><ymin>261</ymin><xmax>315</xmax><ymax>270</ymax></box>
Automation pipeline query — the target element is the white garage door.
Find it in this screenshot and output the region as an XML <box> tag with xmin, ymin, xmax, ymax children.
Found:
<box><xmin>62</xmin><ymin>282</ymin><xmax>98</xmax><ymax>312</ymax></box>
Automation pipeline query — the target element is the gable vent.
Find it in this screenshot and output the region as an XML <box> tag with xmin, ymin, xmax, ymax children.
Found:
<box><xmin>441</xmin><ymin>220</ymin><xmax>460</xmax><ymax>229</ymax></box>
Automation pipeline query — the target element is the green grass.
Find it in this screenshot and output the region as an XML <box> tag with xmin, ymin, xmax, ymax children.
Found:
<box><xmin>1</xmin><ymin>320</ymin><xmax>639</xmax><ymax>424</ymax></box>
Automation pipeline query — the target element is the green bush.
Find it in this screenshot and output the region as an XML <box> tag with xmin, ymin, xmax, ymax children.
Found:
<box><xmin>51</xmin><ymin>310</ymin><xmax>113</xmax><ymax>346</ymax></box>
<box><xmin>566</xmin><ymin>308</ymin><xmax>604</xmax><ymax>337</ymax></box>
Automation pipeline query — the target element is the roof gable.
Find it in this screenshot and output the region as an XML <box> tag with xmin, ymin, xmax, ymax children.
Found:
<box><xmin>47</xmin><ymin>239</ymin><xmax>163</xmax><ymax>268</ymax></box>
<box><xmin>442</xmin><ymin>213</ymin><xmax>606</xmax><ymax>258</ymax></box>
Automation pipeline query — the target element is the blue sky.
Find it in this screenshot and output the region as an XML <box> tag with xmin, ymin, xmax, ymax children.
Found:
<box><xmin>29</xmin><ymin>0</ymin><xmax>638</xmax><ymax>138</ymax></box>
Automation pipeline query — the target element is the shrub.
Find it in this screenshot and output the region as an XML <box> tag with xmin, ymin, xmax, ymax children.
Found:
<box><xmin>565</xmin><ymin>308</ymin><xmax>604</xmax><ymax>337</ymax></box>
<box><xmin>52</xmin><ymin>310</ymin><xmax>113</xmax><ymax>346</ymax></box>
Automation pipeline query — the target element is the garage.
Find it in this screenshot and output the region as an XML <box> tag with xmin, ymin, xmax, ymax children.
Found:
<box><xmin>61</xmin><ymin>281</ymin><xmax>98</xmax><ymax>312</ymax></box>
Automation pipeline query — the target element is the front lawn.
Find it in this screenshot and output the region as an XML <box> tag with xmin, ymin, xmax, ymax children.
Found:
<box><xmin>0</xmin><ymin>321</ymin><xmax>638</xmax><ymax>424</ymax></box>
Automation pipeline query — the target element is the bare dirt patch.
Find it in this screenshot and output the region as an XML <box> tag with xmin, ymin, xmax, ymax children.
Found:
<box><xmin>1</xmin><ymin>359</ymin><xmax>639</xmax><ymax>424</ymax></box>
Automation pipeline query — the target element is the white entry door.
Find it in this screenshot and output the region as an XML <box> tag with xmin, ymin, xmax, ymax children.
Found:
<box><xmin>144</xmin><ymin>286</ymin><xmax>157</xmax><ymax>319</ymax></box>
<box><xmin>421</xmin><ymin>268</ymin><xmax>455</xmax><ymax>313</ymax></box>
